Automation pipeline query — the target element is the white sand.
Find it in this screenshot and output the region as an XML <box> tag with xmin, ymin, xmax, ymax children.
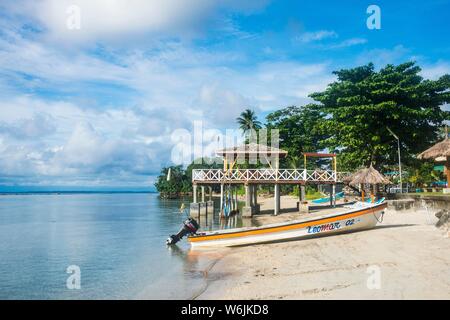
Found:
<box><xmin>197</xmin><ymin>196</ymin><xmax>450</xmax><ymax>299</ymax></box>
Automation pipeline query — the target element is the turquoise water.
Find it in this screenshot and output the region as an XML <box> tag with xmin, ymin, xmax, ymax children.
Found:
<box><xmin>0</xmin><ymin>193</ymin><xmax>242</xmax><ymax>299</ymax></box>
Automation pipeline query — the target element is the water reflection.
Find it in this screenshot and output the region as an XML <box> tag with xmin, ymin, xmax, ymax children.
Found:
<box><xmin>187</xmin><ymin>196</ymin><xmax>247</xmax><ymax>232</ymax></box>
<box><xmin>0</xmin><ymin>193</ymin><xmax>253</xmax><ymax>299</ymax></box>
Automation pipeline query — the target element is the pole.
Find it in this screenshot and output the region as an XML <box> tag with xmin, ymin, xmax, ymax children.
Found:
<box><xmin>387</xmin><ymin>127</ymin><xmax>402</xmax><ymax>194</ymax></box>
<box><xmin>193</xmin><ymin>184</ymin><xmax>197</xmax><ymax>203</ymax></box>
<box><xmin>220</xmin><ymin>184</ymin><xmax>224</xmax><ymax>211</ymax></box>
<box><xmin>274</xmin><ymin>184</ymin><xmax>280</xmax><ymax>215</ymax></box>
<box><xmin>397</xmin><ymin>138</ymin><xmax>402</xmax><ymax>193</ymax></box>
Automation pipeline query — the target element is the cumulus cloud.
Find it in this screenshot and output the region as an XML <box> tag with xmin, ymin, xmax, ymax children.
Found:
<box><xmin>0</xmin><ymin>1</ymin><xmax>338</xmax><ymax>187</ymax></box>
<box><xmin>194</xmin><ymin>84</ymin><xmax>251</xmax><ymax>127</ymax></box>
<box><xmin>0</xmin><ymin>113</ymin><xmax>56</xmax><ymax>139</ymax></box>
<box><xmin>4</xmin><ymin>0</ymin><xmax>269</xmax><ymax>44</ymax></box>
<box><xmin>0</xmin><ymin>97</ymin><xmax>173</xmax><ymax>185</ymax></box>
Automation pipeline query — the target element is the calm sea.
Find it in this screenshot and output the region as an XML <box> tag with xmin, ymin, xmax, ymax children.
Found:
<box><xmin>0</xmin><ymin>193</ymin><xmax>243</xmax><ymax>299</ymax></box>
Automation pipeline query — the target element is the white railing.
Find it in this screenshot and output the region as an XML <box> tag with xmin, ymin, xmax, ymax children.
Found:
<box><xmin>192</xmin><ymin>169</ymin><xmax>351</xmax><ymax>183</ymax></box>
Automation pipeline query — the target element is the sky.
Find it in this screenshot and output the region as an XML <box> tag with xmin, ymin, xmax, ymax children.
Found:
<box><xmin>0</xmin><ymin>0</ymin><xmax>449</xmax><ymax>190</ymax></box>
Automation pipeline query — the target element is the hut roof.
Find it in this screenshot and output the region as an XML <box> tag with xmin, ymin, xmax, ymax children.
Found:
<box><xmin>216</xmin><ymin>143</ymin><xmax>288</xmax><ymax>158</ymax></box>
<box><xmin>417</xmin><ymin>137</ymin><xmax>450</xmax><ymax>160</ymax></box>
<box><xmin>342</xmin><ymin>171</ymin><xmax>357</xmax><ymax>183</ymax></box>
<box><xmin>349</xmin><ymin>165</ymin><xmax>391</xmax><ymax>186</ymax></box>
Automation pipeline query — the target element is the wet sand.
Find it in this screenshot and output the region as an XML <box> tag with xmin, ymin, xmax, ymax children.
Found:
<box><xmin>197</xmin><ymin>196</ymin><xmax>450</xmax><ymax>300</ymax></box>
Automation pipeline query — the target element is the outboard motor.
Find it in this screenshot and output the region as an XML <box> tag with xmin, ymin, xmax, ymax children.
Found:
<box><xmin>166</xmin><ymin>218</ymin><xmax>199</xmax><ymax>245</ymax></box>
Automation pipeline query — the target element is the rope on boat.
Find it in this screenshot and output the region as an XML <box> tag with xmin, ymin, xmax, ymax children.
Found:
<box><xmin>373</xmin><ymin>210</ymin><xmax>385</xmax><ymax>223</ymax></box>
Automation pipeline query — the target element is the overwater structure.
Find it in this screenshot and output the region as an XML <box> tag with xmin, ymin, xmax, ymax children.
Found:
<box><xmin>190</xmin><ymin>143</ymin><xmax>351</xmax><ymax>217</ymax></box>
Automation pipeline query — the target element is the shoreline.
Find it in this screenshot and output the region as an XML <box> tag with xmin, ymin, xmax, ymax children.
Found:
<box><xmin>196</xmin><ymin>197</ymin><xmax>450</xmax><ymax>300</ymax></box>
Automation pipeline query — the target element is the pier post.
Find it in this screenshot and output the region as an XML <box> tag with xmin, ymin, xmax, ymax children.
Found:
<box><xmin>201</xmin><ymin>186</ymin><xmax>205</xmax><ymax>203</ymax></box>
<box><xmin>245</xmin><ymin>184</ymin><xmax>251</xmax><ymax>207</ymax></box>
<box><xmin>330</xmin><ymin>184</ymin><xmax>336</xmax><ymax>207</ymax></box>
<box><xmin>208</xmin><ymin>186</ymin><xmax>212</xmax><ymax>201</ymax></box>
<box><xmin>234</xmin><ymin>187</ymin><xmax>238</xmax><ymax>212</ymax></box>
<box><xmin>300</xmin><ymin>185</ymin><xmax>306</xmax><ymax>202</ymax></box>
<box><xmin>242</xmin><ymin>184</ymin><xmax>252</xmax><ymax>217</ymax></box>
<box><xmin>206</xmin><ymin>199</ymin><xmax>214</xmax><ymax>216</ymax></box>
<box><xmin>193</xmin><ymin>184</ymin><xmax>197</xmax><ymax>203</ymax></box>
<box><xmin>189</xmin><ymin>203</ymin><xmax>200</xmax><ymax>217</ymax></box>
<box><xmin>220</xmin><ymin>184</ymin><xmax>224</xmax><ymax>212</ymax></box>
<box><xmin>274</xmin><ymin>184</ymin><xmax>280</xmax><ymax>215</ymax></box>
<box><xmin>199</xmin><ymin>201</ymin><xmax>207</xmax><ymax>215</ymax></box>
<box><xmin>253</xmin><ymin>185</ymin><xmax>260</xmax><ymax>214</ymax></box>
<box><xmin>297</xmin><ymin>184</ymin><xmax>308</xmax><ymax>213</ymax></box>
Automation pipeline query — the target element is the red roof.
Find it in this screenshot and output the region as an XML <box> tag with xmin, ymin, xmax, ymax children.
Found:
<box><xmin>303</xmin><ymin>152</ymin><xmax>336</xmax><ymax>158</ymax></box>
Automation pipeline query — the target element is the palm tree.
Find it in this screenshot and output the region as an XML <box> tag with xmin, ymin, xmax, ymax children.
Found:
<box><xmin>236</xmin><ymin>109</ymin><xmax>262</xmax><ymax>137</ymax></box>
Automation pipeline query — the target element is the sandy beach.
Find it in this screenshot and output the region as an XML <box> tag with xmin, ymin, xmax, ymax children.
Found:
<box><xmin>197</xmin><ymin>195</ymin><xmax>450</xmax><ymax>300</ymax></box>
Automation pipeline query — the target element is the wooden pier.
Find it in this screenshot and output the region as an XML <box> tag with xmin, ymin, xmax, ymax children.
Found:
<box><xmin>190</xmin><ymin>143</ymin><xmax>350</xmax><ymax>217</ymax></box>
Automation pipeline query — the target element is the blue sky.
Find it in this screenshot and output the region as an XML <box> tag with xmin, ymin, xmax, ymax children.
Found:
<box><xmin>0</xmin><ymin>0</ymin><xmax>449</xmax><ymax>190</ymax></box>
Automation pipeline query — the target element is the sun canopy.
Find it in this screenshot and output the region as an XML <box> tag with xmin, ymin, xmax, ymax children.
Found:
<box><xmin>302</xmin><ymin>152</ymin><xmax>336</xmax><ymax>158</ymax></box>
<box><xmin>417</xmin><ymin>137</ymin><xmax>450</xmax><ymax>160</ymax></box>
<box><xmin>418</xmin><ymin>133</ymin><xmax>450</xmax><ymax>188</ymax></box>
<box><xmin>349</xmin><ymin>165</ymin><xmax>391</xmax><ymax>186</ymax></box>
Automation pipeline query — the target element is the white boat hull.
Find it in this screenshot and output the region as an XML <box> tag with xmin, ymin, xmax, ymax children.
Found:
<box><xmin>188</xmin><ymin>202</ymin><xmax>387</xmax><ymax>248</ymax></box>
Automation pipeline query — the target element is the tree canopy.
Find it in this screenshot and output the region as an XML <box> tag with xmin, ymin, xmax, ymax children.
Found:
<box><xmin>154</xmin><ymin>158</ymin><xmax>222</xmax><ymax>196</ymax></box>
<box><xmin>154</xmin><ymin>165</ymin><xmax>191</xmax><ymax>198</ymax></box>
<box><xmin>304</xmin><ymin>62</ymin><xmax>449</xmax><ymax>170</ymax></box>
<box><xmin>266</xmin><ymin>105</ymin><xmax>326</xmax><ymax>168</ymax></box>
<box><xmin>156</xmin><ymin>61</ymin><xmax>450</xmax><ymax>197</ymax></box>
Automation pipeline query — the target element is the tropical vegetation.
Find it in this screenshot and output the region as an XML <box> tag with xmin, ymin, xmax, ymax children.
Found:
<box><xmin>155</xmin><ymin>61</ymin><xmax>450</xmax><ymax>196</ymax></box>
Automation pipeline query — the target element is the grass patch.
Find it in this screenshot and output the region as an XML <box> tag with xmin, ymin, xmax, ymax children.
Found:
<box><xmin>305</xmin><ymin>191</ymin><xmax>324</xmax><ymax>200</ymax></box>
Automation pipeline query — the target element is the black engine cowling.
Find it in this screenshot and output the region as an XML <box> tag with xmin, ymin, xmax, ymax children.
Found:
<box><xmin>166</xmin><ymin>218</ymin><xmax>199</xmax><ymax>245</ymax></box>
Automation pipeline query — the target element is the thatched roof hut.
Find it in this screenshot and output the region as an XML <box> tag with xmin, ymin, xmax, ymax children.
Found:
<box><xmin>342</xmin><ymin>171</ymin><xmax>356</xmax><ymax>183</ymax></box>
<box><xmin>417</xmin><ymin>134</ymin><xmax>450</xmax><ymax>188</ymax></box>
<box><xmin>349</xmin><ymin>165</ymin><xmax>391</xmax><ymax>186</ymax></box>
<box><xmin>417</xmin><ymin>137</ymin><xmax>450</xmax><ymax>160</ymax></box>
<box><xmin>349</xmin><ymin>165</ymin><xmax>390</xmax><ymax>202</ymax></box>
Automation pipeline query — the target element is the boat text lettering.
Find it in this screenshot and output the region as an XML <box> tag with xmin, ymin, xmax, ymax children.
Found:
<box><xmin>307</xmin><ymin>222</ymin><xmax>341</xmax><ymax>234</ymax></box>
<box><xmin>346</xmin><ymin>219</ymin><xmax>355</xmax><ymax>226</ymax></box>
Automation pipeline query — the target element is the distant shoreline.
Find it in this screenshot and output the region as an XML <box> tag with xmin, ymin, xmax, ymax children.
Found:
<box><xmin>0</xmin><ymin>191</ymin><xmax>158</xmax><ymax>195</ymax></box>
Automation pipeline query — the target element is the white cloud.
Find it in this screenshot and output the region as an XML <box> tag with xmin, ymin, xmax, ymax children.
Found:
<box><xmin>0</xmin><ymin>54</ymin><xmax>334</xmax><ymax>185</ymax></box>
<box><xmin>0</xmin><ymin>5</ymin><xmax>339</xmax><ymax>186</ymax></box>
<box><xmin>294</xmin><ymin>31</ymin><xmax>367</xmax><ymax>50</ymax></box>
<box><xmin>194</xmin><ymin>84</ymin><xmax>251</xmax><ymax>126</ymax></box>
<box><xmin>356</xmin><ymin>45</ymin><xmax>409</xmax><ymax>67</ymax></box>
<box><xmin>296</xmin><ymin>30</ymin><xmax>337</xmax><ymax>43</ymax></box>
<box><xmin>0</xmin><ymin>24</ymin><xmax>333</xmax><ymax>119</ymax></box>
<box><xmin>0</xmin><ymin>97</ymin><xmax>170</xmax><ymax>184</ymax></box>
<box><xmin>5</xmin><ymin>0</ymin><xmax>269</xmax><ymax>44</ymax></box>
<box><xmin>329</xmin><ymin>37</ymin><xmax>367</xmax><ymax>49</ymax></box>
<box><xmin>0</xmin><ymin>113</ymin><xmax>56</xmax><ymax>139</ymax></box>
<box><xmin>421</xmin><ymin>61</ymin><xmax>450</xmax><ymax>80</ymax></box>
